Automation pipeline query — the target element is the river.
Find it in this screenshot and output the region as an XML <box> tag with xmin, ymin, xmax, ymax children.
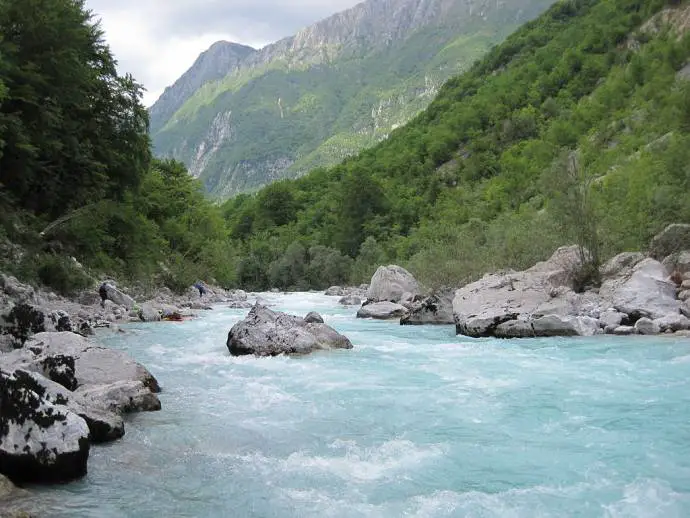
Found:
<box><xmin>22</xmin><ymin>292</ymin><xmax>690</xmax><ymax>517</ymax></box>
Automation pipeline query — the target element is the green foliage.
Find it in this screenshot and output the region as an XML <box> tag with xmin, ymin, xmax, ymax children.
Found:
<box><xmin>35</xmin><ymin>254</ymin><xmax>92</xmax><ymax>296</ymax></box>
<box><xmin>219</xmin><ymin>0</ymin><xmax>690</xmax><ymax>291</ymax></box>
<box><xmin>0</xmin><ymin>0</ymin><xmax>150</xmax><ymax>218</ymax></box>
<box><xmin>152</xmin><ymin>0</ymin><xmax>554</xmax><ymax>197</ymax></box>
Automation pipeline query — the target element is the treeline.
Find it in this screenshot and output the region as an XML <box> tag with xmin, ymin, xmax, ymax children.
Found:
<box><xmin>220</xmin><ymin>0</ymin><xmax>690</xmax><ymax>290</ymax></box>
<box><xmin>2</xmin><ymin>0</ymin><xmax>690</xmax><ymax>296</ymax></box>
<box><xmin>0</xmin><ymin>0</ymin><xmax>231</xmax><ymax>295</ymax></box>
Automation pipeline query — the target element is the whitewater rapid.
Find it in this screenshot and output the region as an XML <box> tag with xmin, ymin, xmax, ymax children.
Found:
<box><xmin>22</xmin><ymin>292</ymin><xmax>690</xmax><ymax>517</ymax></box>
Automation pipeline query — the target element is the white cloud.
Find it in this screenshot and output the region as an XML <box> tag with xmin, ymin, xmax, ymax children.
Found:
<box><xmin>84</xmin><ymin>0</ymin><xmax>363</xmax><ymax>106</ymax></box>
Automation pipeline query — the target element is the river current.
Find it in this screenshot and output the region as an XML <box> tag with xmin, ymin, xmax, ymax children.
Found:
<box><xmin>21</xmin><ymin>292</ymin><xmax>690</xmax><ymax>517</ymax></box>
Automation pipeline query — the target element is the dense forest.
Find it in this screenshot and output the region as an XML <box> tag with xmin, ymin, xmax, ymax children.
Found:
<box><xmin>1</xmin><ymin>0</ymin><xmax>689</xmax><ymax>296</ymax></box>
<box><xmin>0</xmin><ymin>0</ymin><xmax>231</xmax><ymax>294</ymax></box>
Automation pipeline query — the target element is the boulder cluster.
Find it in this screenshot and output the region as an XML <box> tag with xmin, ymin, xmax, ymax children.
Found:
<box><xmin>339</xmin><ymin>223</ymin><xmax>690</xmax><ymax>339</ymax></box>
<box><xmin>0</xmin><ymin>331</ymin><xmax>161</xmax><ymax>485</ymax></box>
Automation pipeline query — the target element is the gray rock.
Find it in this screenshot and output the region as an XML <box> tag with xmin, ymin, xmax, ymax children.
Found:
<box><xmin>0</xmin><ymin>334</ymin><xmax>15</xmax><ymax>353</ymax></box>
<box><xmin>635</xmin><ymin>317</ymin><xmax>661</xmax><ymax>335</ymax></box>
<box><xmin>613</xmin><ymin>325</ymin><xmax>636</xmax><ymax>335</ymax></box>
<box><xmin>103</xmin><ymin>283</ymin><xmax>135</xmax><ymax>310</ymax></box>
<box><xmin>20</xmin><ymin>370</ymin><xmax>124</xmax><ymax>444</ymax></box>
<box><xmin>0</xmin><ymin>275</ymin><xmax>36</xmax><ymax>304</ymax></box>
<box><xmin>400</xmin><ymin>291</ymin><xmax>454</xmax><ymax>325</ymax></box>
<box><xmin>650</xmin><ymin>224</ymin><xmax>690</xmax><ymax>260</ymax></box>
<box><xmin>1</xmin><ymin>304</ymin><xmax>46</xmax><ymax>346</ymax></box>
<box><xmin>356</xmin><ymin>301</ymin><xmax>408</xmax><ymax>320</ymax></box>
<box><xmin>453</xmin><ymin>246</ymin><xmax>592</xmax><ymax>337</ymax></box>
<box><xmin>227</xmin><ymin>304</ymin><xmax>353</xmax><ymax>356</ymax></box>
<box><xmin>599</xmin><ymin>258</ymin><xmax>680</xmax><ymax>319</ymax></box>
<box><xmin>366</xmin><ymin>265</ymin><xmax>421</xmax><ymax>303</ymax></box>
<box><xmin>48</xmin><ymin>310</ymin><xmax>73</xmax><ymax>332</ymax></box>
<box><xmin>683</xmin><ymin>300</ymin><xmax>690</xmax><ymax>318</ymax></box>
<box><xmin>338</xmin><ymin>295</ymin><xmax>361</xmax><ymax>306</ymax></box>
<box><xmin>679</xmin><ymin>290</ymin><xmax>690</xmax><ymax>301</ymax></box>
<box><xmin>654</xmin><ymin>314</ymin><xmax>690</xmax><ymax>332</ymax></box>
<box><xmin>599</xmin><ymin>310</ymin><xmax>626</xmax><ymax>333</ymax></box>
<box><xmin>40</xmin><ymin>354</ymin><xmax>77</xmax><ymax>391</ymax></box>
<box><xmin>600</xmin><ymin>252</ymin><xmax>646</xmax><ymax>279</ymax></box>
<box><xmin>228</xmin><ymin>300</ymin><xmax>254</xmax><ymax>309</ymax></box>
<box><xmin>662</xmin><ymin>250</ymin><xmax>690</xmax><ymax>277</ymax></box>
<box><xmin>324</xmin><ymin>286</ymin><xmax>344</xmax><ymax>296</ymax></box>
<box><xmin>0</xmin><ymin>369</ymin><xmax>90</xmax><ymax>484</ymax></box>
<box><xmin>138</xmin><ymin>303</ymin><xmax>161</xmax><ymax>322</ymax></box>
<box><xmin>304</xmin><ymin>312</ymin><xmax>324</xmax><ymax>324</ymax></box>
<box><xmin>494</xmin><ymin>319</ymin><xmax>535</xmax><ymax>338</ymax></box>
<box><xmin>568</xmin><ymin>316</ymin><xmax>602</xmax><ymax>337</ymax></box>
<box><xmin>24</xmin><ymin>332</ymin><xmax>160</xmax><ymax>393</ymax></box>
<box><xmin>531</xmin><ymin>315</ymin><xmax>579</xmax><ymax>337</ymax></box>
<box><xmin>0</xmin><ymin>473</ymin><xmax>29</xmax><ymax>500</ymax></box>
<box><xmin>75</xmin><ymin>380</ymin><xmax>162</xmax><ymax>414</ymax></box>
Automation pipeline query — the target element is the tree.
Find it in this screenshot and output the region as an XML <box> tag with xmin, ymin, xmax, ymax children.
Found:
<box><xmin>543</xmin><ymin>150</ymin><xmax>600</xmax><ymax>291</ymax></box>
<box><xmin>0</xmin><ymin>0</ymin><xmax>150</xmax><ymax>219</ymax></box>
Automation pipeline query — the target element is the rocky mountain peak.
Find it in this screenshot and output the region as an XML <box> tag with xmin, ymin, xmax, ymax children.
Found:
<box><xmin>149</xmin><ymin>41</ymin><xmax>256</xmax><ymax>133</ymax></box>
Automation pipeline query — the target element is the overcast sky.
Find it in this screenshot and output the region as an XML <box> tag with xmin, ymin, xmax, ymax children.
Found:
<box><xmin>84</xmin><ymin>0</ymin><xmax>364</xmax><ymax>106</ymax></box>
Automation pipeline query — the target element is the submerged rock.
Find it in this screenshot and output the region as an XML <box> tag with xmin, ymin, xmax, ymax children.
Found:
<box><xmin>356</xmin><ymin>301</ymin><xmax>408</xmax><ymax>320</ymax></box>
<box><xmin>366</xmin><ymin>265</ymin><xmax>421</xmax><ymax>303</ymax></box>
<box><xmin>227</xmin><ymin>305</ymin><xmax>353</xmax><ymax>356</ymax></box>
<box><xmin>338</xmin><ymin>295</ymin><xmax>361</xmax><ymax>306</ymax></box>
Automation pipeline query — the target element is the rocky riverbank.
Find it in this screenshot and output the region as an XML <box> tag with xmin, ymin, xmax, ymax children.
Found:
<box><xmin>0</xmin><ymin>274</ymin><xmax>249</xmax><ymax>498</ymax></box>
<box><xmin>348</xmin><ymin>224</ymin><xmax>690</xmax><ymax>339</ymax></box>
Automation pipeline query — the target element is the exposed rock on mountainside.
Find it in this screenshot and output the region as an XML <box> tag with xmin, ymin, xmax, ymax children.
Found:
<box><xmin>151</xmin><ymin>0</ymin><xmax>554</xmax><ymax>197</ymax></box>
<box><xmin>149</xmin><ymin>42</ymin><xmax>256</xmax><ymax>134</ymax></box>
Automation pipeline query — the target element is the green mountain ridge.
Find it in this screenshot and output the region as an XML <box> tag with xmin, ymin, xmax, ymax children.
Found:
<box><xmin>150</xmin><ymin>0</ymin><xmax>555</xmax><ymax>197</ymax></box>
<box><xmin>219</xmin><ymin>0</ymin><xmax>690</xmax><ymax>291</ymax></box>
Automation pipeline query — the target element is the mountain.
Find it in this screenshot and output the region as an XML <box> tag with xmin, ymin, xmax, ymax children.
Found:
<box><xmin>150</xmin><ymin>0</ymin><xmax>555</xmax><ymax>197</ymax></box>
<box><xmin>149</xmin><ymin>41</ymin><xmax>256</xmax><ymax>134</ymax></box>
<box><xmin>219</xmin><ymin>0</ymin><xmax>690</xmax><ymax>291</ymax></box>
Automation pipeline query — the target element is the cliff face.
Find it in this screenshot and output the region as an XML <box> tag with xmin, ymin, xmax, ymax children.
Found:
<box><xmin>150</xmin><ymin>0</ymin><xmax>555</xmax><ymax>198</ymax></box>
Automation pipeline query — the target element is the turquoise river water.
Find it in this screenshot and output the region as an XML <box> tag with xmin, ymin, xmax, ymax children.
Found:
<box><xmin>18</xmin><ymin>292</ymin><xmax>690</xmax><ymax>517</ymax></box>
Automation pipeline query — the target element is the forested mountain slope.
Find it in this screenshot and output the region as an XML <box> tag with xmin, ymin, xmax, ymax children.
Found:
<box><xmin>150</xmin><ymin>0</ymin><xmax>555</xmax><ymax>197</ymax></box>
<box><xmin>220</xmin><ymin>0</ymin><xmax>690</xmax><ymax>290</ymax></box>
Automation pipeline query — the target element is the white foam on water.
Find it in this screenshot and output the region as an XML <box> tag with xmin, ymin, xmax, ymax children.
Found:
<box><xmin>243</xmin><ymin>380</ymin><xmax>300</xmax><ymax>410</ymax></box>
<box><xmin>603</xmin><ymin>478</ymin><xmax>690</xmax><ymax>518</ymax></box>
<box><xmin>282</xmin><ymin>439</ymin><xmax>447</xmax><ymax>482</ymax></box>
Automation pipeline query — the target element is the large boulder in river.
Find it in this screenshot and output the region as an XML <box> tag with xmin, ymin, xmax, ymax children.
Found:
<box><xmin>649</xmin><ymin>223</ymin><xmax>690</xmax><ymax>260</ymax></box>
<box><xmin>366</xmin><ymin>265</ymin><xmax>421</xmax><ymax>303</ymax></box>
<box><xmin>357</xmin><ymin>301</ymin><xmax>408</xmax><ymax>320</ymax></box>
<box><xmin>400</xmin><ymin>291</ymin><xmax>454</xmax><ymax>325</ymax></box>
<box><xmin>23</xmin><ymin>332</ymin><xmax>160</xmax><ymax>393</ymax></box>
<box><xmin>453</xmin><ymin>246</ymin><xmax>592</xmax><ymax>337</ymax></box>
<box><xmin>227</xmin><ymin>305</ymin><xmax>353</xmax><ymax>356</ymax></box>
<box><xmin>0</xmin><ymin>369</ymin><xmax>90</xmax><ymax>484</ymax></box>
<box><xmin>19</xmin><ymin>369</ymin><xmax>124</xmax><ymax>444</ymax></box>
<box><xmin>599</xmin><ymin>258</ymin><xmax>680</xmax><ymax>320</ymax></box>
